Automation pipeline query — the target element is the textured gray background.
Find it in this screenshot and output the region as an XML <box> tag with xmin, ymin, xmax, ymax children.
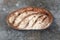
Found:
<box><xmin>0</xmin><ymin>0</ymin><xmax>60</xmax><ymax>40</ymax></box>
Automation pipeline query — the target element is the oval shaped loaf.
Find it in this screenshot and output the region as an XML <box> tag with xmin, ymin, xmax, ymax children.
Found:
<box><xmin>6</xmin><ymin>7</ymin><xmax>53</xmax><ymax>30</ymax></box>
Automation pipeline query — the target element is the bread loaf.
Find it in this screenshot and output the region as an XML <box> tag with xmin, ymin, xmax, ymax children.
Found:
<box><xmin>6</xmin><ymin>7</ymin><xmax>53</xmax><ymax>30</ymax></box>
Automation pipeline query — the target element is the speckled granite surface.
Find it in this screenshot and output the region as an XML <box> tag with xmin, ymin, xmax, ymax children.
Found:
<box><xmin>0</xmin><ymin>0</ymin><xmax>60</xmax><ymax>40</ymax></box>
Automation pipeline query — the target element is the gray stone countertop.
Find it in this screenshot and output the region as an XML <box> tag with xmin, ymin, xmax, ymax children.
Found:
<box><xmin>0</xmin><ymin>0</ymin><xmax>60</xmax><ymax>40</ymax></box>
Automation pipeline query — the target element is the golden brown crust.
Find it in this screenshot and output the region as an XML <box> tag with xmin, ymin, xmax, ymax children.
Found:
<box><xmin>6</xmin><ymin>7</ymin><xmax>53</xmax><ymax>30</ymax></box>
